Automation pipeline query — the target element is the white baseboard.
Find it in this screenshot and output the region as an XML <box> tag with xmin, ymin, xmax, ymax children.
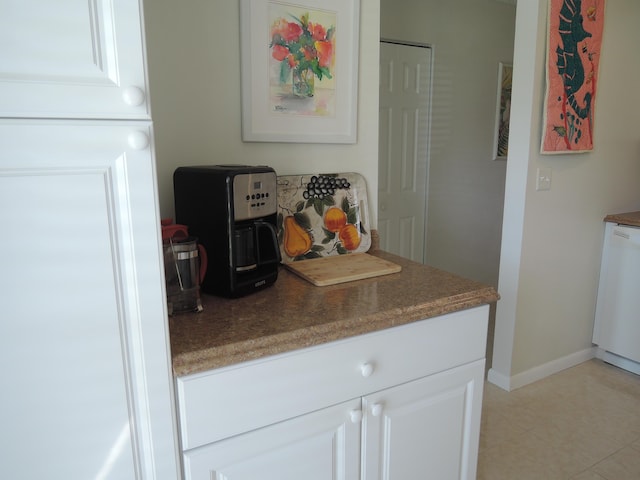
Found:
<box><xmin>487</xmin><ymin>347</ymin><xmax>597</xmax><ymax>391</ymax></box>
<box><xmin>596</xmin><ymin>348</ymin><xmax>640</xmax><ymax>375</ymax></box>
<box><xmin>486</xmin><ymin>368</ymin><xmax>511</xmax><ymax>391</ymax></box>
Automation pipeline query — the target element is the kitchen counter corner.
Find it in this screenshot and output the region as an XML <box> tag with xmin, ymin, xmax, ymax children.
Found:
<box><xmin>604</xmin><ymin>211</ymin><xmax>640</xmax><ymax>227</ymax></box>
<box><xmin>168</xmin><ymin>251</ymin><xmax>499</xmax><ymax>376</ymax></box>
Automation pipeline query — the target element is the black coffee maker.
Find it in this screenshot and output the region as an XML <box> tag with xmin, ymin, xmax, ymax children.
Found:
<box><xmin>173</xmin><ymin>165</ymin><xmax>280</xmax><ymax>298</ymax></box>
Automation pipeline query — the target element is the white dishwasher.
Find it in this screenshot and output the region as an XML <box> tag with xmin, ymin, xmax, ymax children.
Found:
<box><xmin>593</xmin><ymin>221</ymin><xmax>640</xmax><ymax>375</ymax></box>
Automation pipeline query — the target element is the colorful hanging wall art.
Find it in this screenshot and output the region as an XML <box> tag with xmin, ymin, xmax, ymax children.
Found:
<box><xmin>240</xmin><ymin>0</ymin><xmax>360</xmax><ymax>144</ymax></box>
<box><xmin>542</xmin><ymin>0</ymin><xmax>605</xmax><ymax>154</ymax></box>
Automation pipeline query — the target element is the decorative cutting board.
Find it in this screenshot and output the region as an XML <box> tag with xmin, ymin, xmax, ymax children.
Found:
<box><xmin>284</xmin><ymin>253</ymin><xmax>401</xmax><ymax>287</ymax></box>
<box><xmin>277</xmin><ymin>173</ymin><xmax>371</xmax><ymax>263</ymax></box>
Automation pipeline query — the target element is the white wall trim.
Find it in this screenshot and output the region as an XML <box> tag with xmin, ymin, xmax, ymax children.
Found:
<box><xmin>488</xmin><ymin>347</ymin><xmax>597</xmax><ymax>391</ymax></box>
<box><xmin>596</xmin><ymin>349</ymin><xmax>640</xmax><ymax>376</ymax></box>
<box><xmin>486</xmin><ymin>367</ymin><xmax>511</xmax><ymax>391</ymax></box>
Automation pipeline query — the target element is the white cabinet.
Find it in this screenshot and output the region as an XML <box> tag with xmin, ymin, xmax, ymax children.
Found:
<box><xmin>0</xmin><ymin>0</ymin><xmax>150</xmax><ymax>119</ymax></box>
<box><xmin>185</xmin><ymin>399</ymin><xmax>362</xmax><ymax>480</ymax></box>
<box><xmin>362</xmin><ymin>360</ymin><xmax>484</xmax><ymax>480</ymax></box>
<box><xmin>0</xmin><ymin>1</ymin><xmax>179</xmax><ymax>478</ymax></box>
<box><xmin>0</xmin><ymin>120</ymin><xmax>179</xmax><ymax>479</ymax></box>
<box><xmin>177</xmin><ymin>305</ymin><xmax>489</xmax><ymax>480</ymax></box>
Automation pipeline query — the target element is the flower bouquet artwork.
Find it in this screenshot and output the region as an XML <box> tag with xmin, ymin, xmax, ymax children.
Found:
<box><xmin>240</xmin><ymin>0</ymin><xmax>359</xmax><ymax>143</ymax></box>
<box><xmin>269</xmin><ymin>5</ymin><xmax>337</xmax><ymax>116</ymax></box>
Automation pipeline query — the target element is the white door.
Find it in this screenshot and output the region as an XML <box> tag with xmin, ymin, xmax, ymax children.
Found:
<box><xmin>0</xmin><ymin>0</ymin><xmax>150</xmax><ymax>119</ymax></box>
<box><xmin>361</xmin><ymin>360</ymin><xmax>484</xmax><ymax>480</ymax></box>
<box><xmin>0</xmin><ymin>120</ymin><xmax>178</xmax><ymax>479</ymax></box>
<box><xmin>183</xmin><ymin>398</ymin><xmax>362</xmax><ymax>480</ymax></box>
<box><xmin>378</xmin><ymin>41</ymin><xmax>432</xmax><ymax>263</ymax></box>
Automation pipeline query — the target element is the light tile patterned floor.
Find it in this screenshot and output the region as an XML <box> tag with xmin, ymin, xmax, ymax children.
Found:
<box><xmin>478</xmin><ymin>359</ymin><xmax>640</xmax><ymax>479</ymax></box>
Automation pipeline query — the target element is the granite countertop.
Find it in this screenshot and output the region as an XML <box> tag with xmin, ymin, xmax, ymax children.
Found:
<box><xmin>604</xmin><ymin>211</ymin><xmax>640</xmax><ymax>227</ymax></box>
<box><xmin>168</xmin><ymin>250</ymin><xmax>499</xmax><ymax>377</ymax></box>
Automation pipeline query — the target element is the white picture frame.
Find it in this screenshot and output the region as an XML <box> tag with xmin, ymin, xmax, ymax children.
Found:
<box><xmin>240</xmin><ymin>0</ymin><xmax>360</xmax><ymax>144</ymax></box>
<box><xmin>493</xmin><ymin>62</ymin><xmax>512</xmax><ymax>160</ymax></box>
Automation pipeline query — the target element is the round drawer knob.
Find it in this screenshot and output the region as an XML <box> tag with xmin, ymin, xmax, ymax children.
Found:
<box><xmin>371</xmin><ymin>403</ymin><xmax>383</xmax><ymax>417</ymax></box>
<box><xmin>127</xmin><ymin>131</ymin><xmax>149</xmax><ymax>150</ymax></box>
<box><xmin>122</xmin><ymin>86</ymin><xmax>146</xmax><ymax>106</ymax></box>
<box><xmin>360</xmin><ymin>363</ymin><xmax>374</xmax><ymax>377</ymax></box>
<box><xmin>350</xmin><ymin>409</ymin><xmax>363</xmax><ymax>423</ymax></box>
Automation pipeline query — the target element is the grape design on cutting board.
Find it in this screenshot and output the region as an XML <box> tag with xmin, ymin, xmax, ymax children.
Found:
<box><xmin>302</xmin><ymin>175</ymin><xmax>350</xmax><ymax>199</ymax></box>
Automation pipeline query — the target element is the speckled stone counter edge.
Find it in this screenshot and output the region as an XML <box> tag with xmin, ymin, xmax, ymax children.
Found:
<box><xmin>604</xmin><ymin>211</ymin><xmax>640</xmax><ymax>227</ymax></box>
<box><xmin>171</xmin><ymin>289</ymin><xmax>497</xmax><ymax>376</ymax></box>
<box><xmin>170</xmin><ymin>238</ymin><xmax>499</xmax><ymax>377</ymax></box>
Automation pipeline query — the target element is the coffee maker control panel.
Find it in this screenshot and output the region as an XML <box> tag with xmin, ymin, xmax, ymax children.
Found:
<box><xmin>233</xmin><ymin>172</ymin><xmax>277</xmax><ymax>221</ymax></box>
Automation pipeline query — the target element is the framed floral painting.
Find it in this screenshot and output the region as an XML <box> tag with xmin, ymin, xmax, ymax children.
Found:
<box><xmin>240</xmin><ymin>0</ymin><xmax>360</xmax><ymax>143</ymax></box>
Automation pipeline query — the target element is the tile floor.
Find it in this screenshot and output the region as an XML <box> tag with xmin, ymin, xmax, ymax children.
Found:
<box><xmin>477</xmin><ymin>359</ymin><xmax>640</xmax><ymax>479</ymax></box>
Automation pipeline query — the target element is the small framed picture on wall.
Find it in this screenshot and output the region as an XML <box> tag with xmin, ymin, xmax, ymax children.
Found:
<box><xmin>493</xmin><ymin>62</ymin><xmax>512</xmax><ymax>160</ymax></box>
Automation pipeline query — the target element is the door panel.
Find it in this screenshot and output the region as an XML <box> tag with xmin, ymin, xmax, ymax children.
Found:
<box><xmin>184</xmin><ymin>399</ymin><xmax>362</xmax><ymax>480</ymax></box>
<box><xmin>362</xmin><ymin>360</ymin><xmax>485</xmax><ymax>480</ymax></box>
<box><xmin>0</xmin><ymin>120</ymin><xmax>173</xmax><ymax>479</ymax></box>
<box><xmin>0</xmin><ymin>0</ymin><xmax>149</xmax><ymax>119</ymax></box>
<box><xmin>378</xmin><ymin>42</ymin><xmax>432</xmax><ymax>263</ymax></box>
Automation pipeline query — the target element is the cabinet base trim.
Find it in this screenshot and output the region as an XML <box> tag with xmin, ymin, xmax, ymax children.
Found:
<box><xmin>596</xmin><ymin>348</ymin><xmax>640</xmax><ymax>375</ymax></box>
<box><xmin>488</xmin><ymin>347</ymin><xmax>596</xmax><ymax>391</ymax></box>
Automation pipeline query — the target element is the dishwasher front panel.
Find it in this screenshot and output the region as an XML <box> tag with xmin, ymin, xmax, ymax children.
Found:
<box><xmin>593</xmin><ymin>223</ymin><xmax>640</xmax><ymax>368</ymax></box>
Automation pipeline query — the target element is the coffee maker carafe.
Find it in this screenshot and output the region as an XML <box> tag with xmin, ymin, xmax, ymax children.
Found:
<box><xmin>173</xmin><ymin>165</ymin><xmax>280</xmax><ymax>298</ymax></box>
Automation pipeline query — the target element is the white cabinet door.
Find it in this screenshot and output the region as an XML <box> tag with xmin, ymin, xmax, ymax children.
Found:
<box><xmin>0</xmin><ymin>0</ymin><xmax>150</xmax><ymax>119</ymax></box>
<box><xmin>362</xmin><ymin>359</ymin><xmax>485</xmax><ymax>480</ymax></box>
<box><xmin>184</xmin><ymin>398</ymin><xmax>362</xmax><ymax>480</ymax></box>
<box><xmin>0</xmin><ymin>120</ymin><xmax>178</xmax><ymax>479</ymax></box>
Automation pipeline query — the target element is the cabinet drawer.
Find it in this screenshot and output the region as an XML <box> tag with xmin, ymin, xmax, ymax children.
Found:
<box><xmin>177</xmin><ymin>304</ymin><xmax>488</xmax><ymax>450</ymax></box>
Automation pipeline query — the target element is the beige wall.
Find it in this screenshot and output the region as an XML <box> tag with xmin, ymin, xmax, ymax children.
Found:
<box><xmin>492</xmin><ymin>0</ymin><xmax>640</xmax><ymax>387</ymax></box>
<box><xmin>380</xmin><ymin>0</ymin><xmax>516</xmax><ymax>287</ymax></box>
<box><xmin>144</xmin><ymin>0</ymin><xmax>640</xmax><ymax>388</ymax></box>
<box><xmin>143</xmin><ymin>0</ymin><xmax>380</xmax><ymax>223</ymax></box>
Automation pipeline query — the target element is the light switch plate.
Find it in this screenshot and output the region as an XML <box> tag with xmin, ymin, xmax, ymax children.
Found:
<box><xmin>536</xmin><ymin>167</ymin><xmax>552</xmax><ymax>191</ymax></box>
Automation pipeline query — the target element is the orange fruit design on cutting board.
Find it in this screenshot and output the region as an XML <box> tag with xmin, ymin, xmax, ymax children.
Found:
<box><xmin>338</xmin><ymin>224</ymin><xmax>361</xmax><ymax>251</ymax></box>
<box><xmin>324</xmin><ymin>206</ymin><xmax>361</xmax><ymax>251</ymax></box>
<box><xmin>283</xmin><ymin>215</ymin><xmax>312</xmax><ymax>257</ymax></box>
<box><xmin>323</xmin><ymin>207</ymin><xmax>347</xmax><ymax>233</ymax></box>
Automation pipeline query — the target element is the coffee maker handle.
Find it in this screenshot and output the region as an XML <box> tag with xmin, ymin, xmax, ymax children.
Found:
<box><xmin>197</xmin><ymin>244</ymin><xmax>208</xmax><ymax>283</ymax></box>
<box><xmin>255</xmin><ymin>220</ymin><xmax>282</xmax><ymax>265</ymax></box>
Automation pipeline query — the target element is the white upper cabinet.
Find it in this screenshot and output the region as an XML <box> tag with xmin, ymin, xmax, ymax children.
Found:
<box><xmin>0</xmin><ymin>0</ymin><xmax>150</xmax><ymax>119</ymax></box>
